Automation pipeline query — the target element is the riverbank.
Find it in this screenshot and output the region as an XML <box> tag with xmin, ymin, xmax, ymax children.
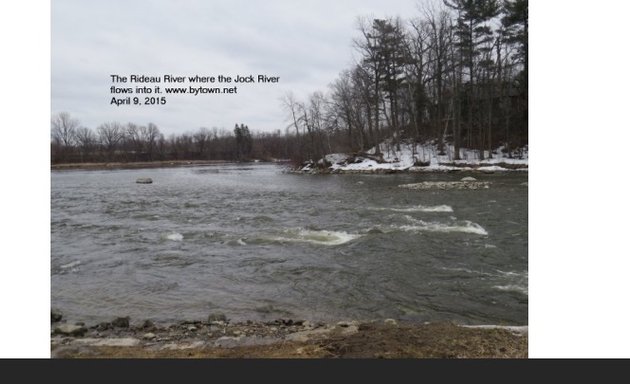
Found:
<box><xmin>51</xmin><ymin>315</ymin><xmax>527</xmax><ymax>358</ymax></box>
<box><xmin>298</xmin><ymin>142</ymin><xmax>528</xmax><ymax>174</ymax></box>
<box><xmin>51</xmin><ymin>159</ymin><xmax>238</xmax><ymax>171</ymax></box>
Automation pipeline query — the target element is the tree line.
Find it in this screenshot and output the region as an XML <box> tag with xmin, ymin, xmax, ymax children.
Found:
<box><xmin>51</xmin><ymin>112</ymin><xmax>294</xmax><ymax>163</ymax></box>
<box><xmin>52</xmin><ymin>0</ymin><xmax>527</xmax><ymax>165</ymax></box>
<box><xmin>283</xmin><ymin>0</ymin><xmax>527</xmax><ymax>163</ymax></box>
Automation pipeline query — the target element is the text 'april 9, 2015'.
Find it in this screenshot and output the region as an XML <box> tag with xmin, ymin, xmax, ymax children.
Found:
<box><xmin>109</xmin><ymin>74</ymin><xmax>281</xmax><ymax>106</ymax></box>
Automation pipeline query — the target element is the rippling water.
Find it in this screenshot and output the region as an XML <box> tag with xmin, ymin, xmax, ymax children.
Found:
<box><xmin>51</xmin><ymin>164</ymin><xmax>527</xmax><ymax>325</ymax></box>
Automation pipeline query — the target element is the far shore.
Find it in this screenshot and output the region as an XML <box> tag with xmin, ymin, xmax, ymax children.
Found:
<box><xmin>50</xmin><ymin>159</ymin><xmax>528</xmax><ymax>174</ymax></box>
<box><xmin>51</xmin><ymin>159</ymin><xmax>283</xmax><ymax>171</ymax></box>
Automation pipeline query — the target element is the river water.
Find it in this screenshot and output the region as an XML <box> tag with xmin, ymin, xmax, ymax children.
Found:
<box><xmin>51</xmin><ymin>164</ymin><xmax>527</xmax><ymax>325</ymax></box>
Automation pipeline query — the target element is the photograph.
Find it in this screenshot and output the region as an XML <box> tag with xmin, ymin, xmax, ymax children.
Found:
<box><xmin>50</xmin><ymin>0</ymin><xmax>528</xmax><ymax>358</ymax></box>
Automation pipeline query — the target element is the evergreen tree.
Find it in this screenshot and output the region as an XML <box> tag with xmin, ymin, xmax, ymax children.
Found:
<box><xmin>234</xmin><ymin>123</ymin><xmax>253</xmax><ymax>160</ymax></box>
<box><xmin>502</xmin><ymin>0</ymin><xmax>527</xmax><ymax>88</ymax></box>
<box><xmin>444</xmin><ymin>0</ymin><xmax>500</xmax><ymax>159</ymax></box>
<box><xmin>501</xmin><ymin>0</ymin><xmax>527</xmax><ymax>148</ymax></box>
<box><xmin>234</xmin><ymin>123</ymin><xmax>243</xmax><ymax>160</ymax></box>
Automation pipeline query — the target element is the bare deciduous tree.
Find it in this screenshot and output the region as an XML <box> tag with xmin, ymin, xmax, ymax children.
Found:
<box><xmin>51</xmin><ymin>112</ymin><xmax>79</xmax><ymax>147</ymax></box>
<box><xmin>97</xmin><ymin>122</ymin><xmax>124</xmax><ymax>161</ymax></box>
<box><xmin>74</xmin><ymin>126</ymin><xmax>96</xmax><ymax>162</ymax></box>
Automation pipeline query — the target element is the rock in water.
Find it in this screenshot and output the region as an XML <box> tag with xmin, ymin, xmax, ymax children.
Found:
<box><xmin>461</xmin><ymin>176</ymin><xmax>477</xmax><ymax>181</ymax></box>
<box><xmin>51</xmin><ymin>309</ymin><xmax>63</xmax><ymax>323</ymax></box>
<box><xmin>54</xmin><ymin>324</ymin><xmax>87</xmax><ymax>337</ymax></box>
<box><xmin>112</xmin><ymin>316</ymin><xmax>130</xmax><ymax>328</ymax></box>
<box><xmin>399</xmin><ymin>181</ymin><xmax>490</xmax><ymax>190</ymax></box>
<box><xmin>142</xmin><ymin>332</ymin><xmax>156</xmax><ymax>340</ymax></box>
<box><xmin>136</xmin><ymin>178</ymin><xmax>153</xmax><ymax>184</ymax></box>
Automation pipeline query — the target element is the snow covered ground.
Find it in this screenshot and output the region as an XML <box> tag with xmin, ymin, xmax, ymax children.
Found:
<box><xmin>301</xmin><ymin>141</ymin><xmax>528</xmax><ymax>173</ymax></box>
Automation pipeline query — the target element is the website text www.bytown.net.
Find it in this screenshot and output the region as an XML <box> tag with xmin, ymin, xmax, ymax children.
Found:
<box><xmin>164</xmin><ymin>86</ymin><xmax>237</xmax><ymax>95</ymax></box>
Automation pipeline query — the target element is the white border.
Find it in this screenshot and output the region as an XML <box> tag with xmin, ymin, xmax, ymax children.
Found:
<box><xmin>2</xmin><ymin>0</ymin><xmax>630</xmax><ymax>358</ymax></box>
<box><xmin>0</xmin><ymin>1</ymin><xmax>51</xmax><ymax>357</ymax></box>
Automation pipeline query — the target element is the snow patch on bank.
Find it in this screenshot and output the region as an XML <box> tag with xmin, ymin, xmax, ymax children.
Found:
<box><xmin>304</xmin><ymin>141</ymin><xmax>527</xmax><ymax>173</ymax></box>
<box><xmin>324</xmin><ymin>153</ymin><xmax>350</xmax><ymax>164</ymax></box>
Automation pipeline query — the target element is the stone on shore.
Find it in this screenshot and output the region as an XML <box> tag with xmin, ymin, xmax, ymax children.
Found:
<box><xmin>136</xmin><ymin>178</ymin><xmax>153</xmax><ymax>184</ymax></box>
<box><xmin>82</xmin><ymin>338</ymin><xmax>140</xmax><ymax>347</ymax></box>
<box><xmin>461</xmin><ymin>177</ymin><xmax>477</xmax><ymax>181</ymax></box>
<box><xmin>51</xmin><ymin>319</ymin><xmax>528</xmax><ymax>358</ymax></box>
<box><xmin>214</xmin><ymin>336</ymin><xmax>244</xmax><ymax>348</ymax></box>
<box><xmin>54</xmin><ymin>324</ymin><xmax>87</xmax><ymax>337</ymax></box>
<box><xmin>112</xmin><ymin>316</ymin><xmax>130</xmax><ymax>328</ymax></box>
<box><xmin>336</xmin><ymin>321</ymin><xmax>358</xmax><ymax>328</ymax></box>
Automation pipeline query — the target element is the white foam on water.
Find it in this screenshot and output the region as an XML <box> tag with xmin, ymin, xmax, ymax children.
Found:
<box><xmin>369</xmin><ymin>204</ymin><xmax>453</xmax><ymax>213</ymax></box>
<box><xmin>492</xmin><ymin>270</ymin><xmax>528</xmax><ymax>295</ymax></box>
<box><xmin>224</xmin><ymin>238</ymin><xmax>248</xmax><ymax>246</ymax></box>
<box><xmin>493</xmin><ymin>284</ymin><xmax>528</xmax><ymax>295</ymax></box>
<box><xmin>439</xmin><ymin>267</ymin><xmax>493</xmax><ymax>276</ymax></box>
<box><xmin>495</xmin><ymin>270</ymin><xmax>525</xmax><ymax>277</ymax></box>
<box><xmin>399</xmin><ymin>216</ymin><xmax>488</xmax><ymax>235</ymax></box>
<box><xmin>60</xmin><ymin>260</ymin><xmax>81</xmax><ymax>270</ymax></box>
<box><xmin>166</xmin><ymin>232</ymin><xmax>184</xmax><ymax>241</ymax></box>
<box><xmin>272</xmin><ymin>229</ymin><xmax>362</xmax><ymax>246</ymax></box>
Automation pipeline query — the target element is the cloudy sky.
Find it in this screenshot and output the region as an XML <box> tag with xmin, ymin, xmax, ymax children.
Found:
<box><xmin>52</xmin><ymin>0</ymin><xmax>424</xmax><ymax>135</ymax></box>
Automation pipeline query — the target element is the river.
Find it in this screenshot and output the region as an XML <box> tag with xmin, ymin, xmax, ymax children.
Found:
<box><xmin>51</xmin><ymin>164</ymin><xmax>527</xmax><ymax>325</ymax></box>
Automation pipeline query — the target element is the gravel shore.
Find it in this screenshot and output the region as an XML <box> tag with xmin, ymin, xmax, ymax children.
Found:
<box><xmin>51</xmin><ymin>314</ymin><xmax>527</xmax><ymax>358</ymax></box>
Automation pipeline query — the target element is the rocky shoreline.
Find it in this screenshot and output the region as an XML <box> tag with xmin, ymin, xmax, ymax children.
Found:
<box><xmin>293</xmin><ymin>163</ymin><xmax>528</xmax><ymax>175</ymax></box>
<box><xmin>294</xmin><ymin>143</ymin><xmax>528</xmax><ymax>174</ymax></box>
<box><xmin>51</xmin><ymin>312</ymin><xmax>527</xmax><ymax>358</ymax></box>
<box><xmin>399</xmin><ymin>179</ymin><xmax>491</xmax><ymax>190</ymax></box>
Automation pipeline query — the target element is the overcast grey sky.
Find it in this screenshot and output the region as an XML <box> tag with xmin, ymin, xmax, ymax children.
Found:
<box><xmin>52</xmin><ymin>0</ymin><xmax>424</xmax><ymax>135</ymax></box>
